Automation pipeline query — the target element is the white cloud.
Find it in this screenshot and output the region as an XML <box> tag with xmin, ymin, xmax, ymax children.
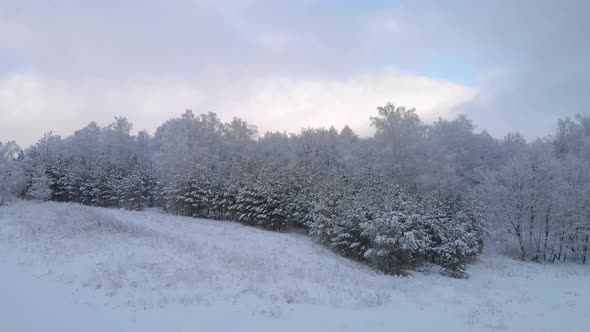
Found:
<box><xmin>0</xmin><ymin>75</ymin><xmax>208</xmax><ymax>146</ymax></box>
<box><xmin>0</xmin><ymin>71</ymin><xmax>476</xmax><ymax>146</ymax></box>
<box><xmin>228</xmin><ymin>71</ymin><xmax>476</xmax><ymax>135</ymax></box>
<box><xmin>0</xmin><ymin>74</ymin><xmax>84</xmax><ymax>146</ymax></box>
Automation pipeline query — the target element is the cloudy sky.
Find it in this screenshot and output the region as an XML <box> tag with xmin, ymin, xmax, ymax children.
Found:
<box><xmin>1</xmin><ymin>0</ymin><xmax>588</xmax><ymax>146</ymax></box>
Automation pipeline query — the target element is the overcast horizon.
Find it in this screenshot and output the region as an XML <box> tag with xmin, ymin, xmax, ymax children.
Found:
<box><xmin>2</xmin><ymin>0</ymin><xmax>589</xmax><ymax>147</ymax></box>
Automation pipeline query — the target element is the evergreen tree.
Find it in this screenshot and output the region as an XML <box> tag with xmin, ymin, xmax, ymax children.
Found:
<box><xmin>27</xmin><ymin>164</ymin><xmax>53</xmax><ymax>201</ymax></box>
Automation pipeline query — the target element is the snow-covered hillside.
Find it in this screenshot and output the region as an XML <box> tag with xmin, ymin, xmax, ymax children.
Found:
<box><xmin>1</xmin><ymin>201</ymin><xmax>588</xmax><ymax>332</ymax></box>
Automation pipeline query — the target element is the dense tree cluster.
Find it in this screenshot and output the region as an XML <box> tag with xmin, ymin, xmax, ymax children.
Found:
<box><xmin>17</xmin><ymin>120</ymin><xmax>157</xmax><ymax>211</ymax></box>
<box><xmin>481</xmin><ymin>118</ymin><xmax>590</xmax><ymax>264</ymax></box>
<box><xmin>1</xmin><ymin>105</ymin><xmax>588</xmax><ymax>277</ymax></box>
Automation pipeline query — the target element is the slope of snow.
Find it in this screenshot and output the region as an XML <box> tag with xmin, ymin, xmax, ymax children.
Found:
<box><xmin>1</xmin><ymin>200</ymin><xmax>588</xmax><ymax>331</ymax></box>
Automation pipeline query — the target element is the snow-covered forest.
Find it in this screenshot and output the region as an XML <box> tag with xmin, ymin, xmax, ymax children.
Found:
<box><xmin>1</xmin><ymin>105</ymin><xmax>589</xmax><ymax>277</ymax></box>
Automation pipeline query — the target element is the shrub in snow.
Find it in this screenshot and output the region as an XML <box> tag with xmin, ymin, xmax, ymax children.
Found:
<box><xmin>362</xmin><ymin>212</ymin><xmax>429</xmax><ymax>274</ymax></box>
<box><xmin>425</xmin><ymin>192</ymin><xmax>486</xmax><ymax>278</ymax></box>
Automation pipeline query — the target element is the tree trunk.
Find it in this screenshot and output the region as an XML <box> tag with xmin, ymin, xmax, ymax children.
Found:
<box><xmin>583</xmin><ymin>234</ymin><xmax>588</xmax><ymax>264</ymax></box>
<box><xmin>516</xmin><ymin>224</ymin><xmax>527</xmax><ymax>260</ymax></box>
<box><xmin>543</xmin><ymin>211</ymin><xmax>550</xmax><ymax>262</ymax></box>
<box><xmin>528</xmin><ymin>206</ymin><xmax>535</xmax><ymax>257</ymax></box>
<box><xmin>557</xmin><ymin>231</ymin><xmax>564</xmax><ymax>262</ymax></box>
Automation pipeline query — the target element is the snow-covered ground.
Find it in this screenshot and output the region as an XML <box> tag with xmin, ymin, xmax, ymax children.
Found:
<box><xmin>1</xmin><ymin>201</ymin><xmax>588</xmax><ymax>331</ymax></box>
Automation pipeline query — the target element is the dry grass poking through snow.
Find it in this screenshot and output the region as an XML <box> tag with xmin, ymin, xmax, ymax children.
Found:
<box><xmin>0</xmin><ymin>201</ymin><xmax>401</xmax><ymax>308</ymax></box>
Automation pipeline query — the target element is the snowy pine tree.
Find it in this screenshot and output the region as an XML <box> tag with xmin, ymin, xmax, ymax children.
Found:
<box><xmin>27</xmin><ymin>164</ymin><xmax>53</xmax><ymax>201</ymax></box>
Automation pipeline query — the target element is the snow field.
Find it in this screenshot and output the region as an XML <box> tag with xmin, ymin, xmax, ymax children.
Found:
<box><xmin>1</xmin><ymin>200</ymin><xmax>589</xmax><ymax>331</ymax></box>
